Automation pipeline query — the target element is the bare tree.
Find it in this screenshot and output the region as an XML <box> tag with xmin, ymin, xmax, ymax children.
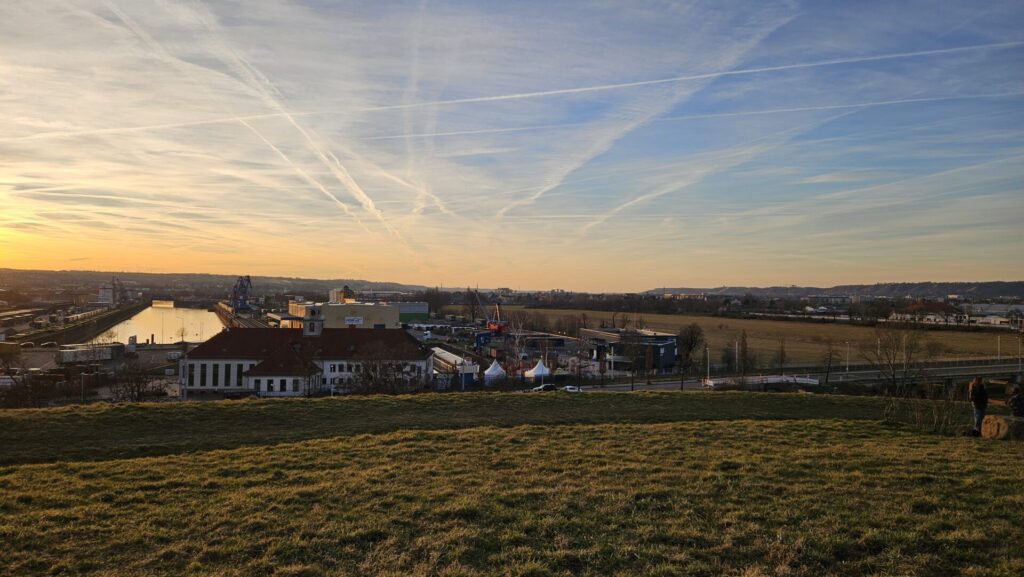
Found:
<box><xmin>620</xmin><ymin>330</ymin><xmax>643</xmax><ymax>391</ymax></box>
<box><xmin>110</xmin><ymin>358</ymin><xmax>165</xmax><ymax>402</ymax></box>
<box><xmin>462</xmin><ymin>287</ymin><xmax>479</xmax><ymax>323</ymax></box>
<box><xmin>860</xmin><ymin>327</ymin><xmax>947</xmax><ymax>426</ymax></box>
<box><xmin>676</xmin><ymin>323</ymin><xmax>705</xmax><ymax>390</ymax></box>
<box><xmin>351</xmin><ymin>343</ymin><xmax>415</xmax><ymax>395</ymax></box>
<box><xmin>821</xmin><ymin>338</ymin><xmax>840</xmax><ymax>387</ymax></box>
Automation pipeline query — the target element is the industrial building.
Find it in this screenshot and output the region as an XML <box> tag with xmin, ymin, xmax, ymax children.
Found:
<box><xmin>431</xmin><ymin>347</ymin><xmax>479</xmax><ymax>387</ymax></box>
<box><xmin>286</xmin><ymin>300</ymin><xmax>405</xmax><ymax>329</ymax></box>
<box><xmin>394</xmin><ymin>301</ymin><xmax>429</xmax><ymax>322</ymax></box>
<box><xmin>280</xmin><ymin>301</ymin><xmax>423</xmax><ymax>327</ymax></box>
<box><xmin>180</xmin><ymin>323</ymin><xmax>433</xmax><ymax>398</ymax></box>
<box><xmin>580</xmin><ymin>328</ymin><xmax>678</xmax><ymax>374</ymax></box>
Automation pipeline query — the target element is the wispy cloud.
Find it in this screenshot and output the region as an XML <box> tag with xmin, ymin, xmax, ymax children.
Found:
<box><xmin>1</xmin><ymin>0</ymin><xmax>1021</xmax><ymax>289</ymax></box>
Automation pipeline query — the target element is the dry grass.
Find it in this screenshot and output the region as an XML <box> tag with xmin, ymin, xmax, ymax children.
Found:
<box><xmin>514</xmin><ymin>307</ymin><xmax>1010</xmax><ymax>364</ymax></box>
<box><xmin>1</xmin><ymin>393</ymin><xmax>1021</xmax><ymax>576</ymax></box>
<box><xmin>0</xmin><ymin>392</ymin><xmax>887</xmax><ymax>465</ymax></box>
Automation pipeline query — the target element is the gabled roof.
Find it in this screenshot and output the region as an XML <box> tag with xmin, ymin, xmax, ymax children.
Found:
<box><xmin>187</xmin><ymin>328</ymin><xmax>430</xmax><ymax>361</ymax></box>
<box><xmin>246</xmin><ymin>349</ymin><xmax>321</xmax><ymax>377</ymax></box>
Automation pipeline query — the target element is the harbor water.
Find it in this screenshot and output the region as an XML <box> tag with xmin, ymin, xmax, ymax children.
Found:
<box><xmin>89</xmin><ymin>301</ymin><xmax>224</xmax><ymax>345</ymax></box>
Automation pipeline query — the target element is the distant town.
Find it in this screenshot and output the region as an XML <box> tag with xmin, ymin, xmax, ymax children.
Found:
<box><xmin>0</xmin><ymin>268</ymin><xmax>1020</xmax><ymax>408</ymax></box>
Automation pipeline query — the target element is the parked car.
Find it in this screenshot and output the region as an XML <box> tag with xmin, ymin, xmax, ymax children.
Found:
<box><xmin>531</xmin><ymin>383</ymin><xmax>556</xmax><ymax>392</ymax></box>
<box><xmin>19</xmin><ymin>342</ymin><xmax>35</xmax><ymax>348</ymax></box>
<box><xmin>40</xmin><ymin>341</ymin><xmax>58</xmax><ymax>348</ymax></box>
<box><xmin>560</xmin><ymin>385</ymin><xmax>584</xmax><ymax>393</ymax></box>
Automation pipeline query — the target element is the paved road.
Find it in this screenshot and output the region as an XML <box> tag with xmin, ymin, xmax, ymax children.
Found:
<box><xmin>576</xmin><ymin>362</ymin><xmax>1023</xmax><ymax>393</ymax></box>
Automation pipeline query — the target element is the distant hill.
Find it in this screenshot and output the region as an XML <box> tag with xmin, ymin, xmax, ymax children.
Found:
<box><xmin>649</xmin><ymin>282</ymin><xmax>1024</xmax><ymax>300</ymax></box>
<box><xmin>0</xmin><ymin>268</ymin><xmax>430</xmax><ymax>296</ymax></box>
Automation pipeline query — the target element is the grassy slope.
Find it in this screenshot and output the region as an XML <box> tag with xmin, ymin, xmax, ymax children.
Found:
<box><xmin>0</xmin><ymin>392</ymin><xmax>889</xmax><ymax>465</ymax></box>
<box><xmin>2</xmin><ymin>393</ymin><xmax>1022</xmax><ymax>577</ymax></box>
<box><xmin>508</xmin><ymin>306</ymin><xmax>1006</xmax><ymax>364</ymax></box>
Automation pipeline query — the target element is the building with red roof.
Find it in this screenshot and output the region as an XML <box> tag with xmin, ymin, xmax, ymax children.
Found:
<box><xmin>180</xmin><ymin>323</ymin><xmax>433</xmax><ymax>397</ymax></box>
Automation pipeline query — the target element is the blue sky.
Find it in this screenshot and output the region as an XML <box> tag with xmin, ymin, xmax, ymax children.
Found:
<box><xmin>0</xmin><ymin>0</ymin><xmax>1021</xmax><ymax>290</ymax></box>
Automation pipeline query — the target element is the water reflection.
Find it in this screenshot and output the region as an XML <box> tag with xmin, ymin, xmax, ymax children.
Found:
<box><xmin>90</xmin><ymin>301</ymin><xmax>224</xmax><ymax>344</ymax></box>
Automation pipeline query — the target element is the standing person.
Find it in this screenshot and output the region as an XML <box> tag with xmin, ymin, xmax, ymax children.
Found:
<box><xmin>968</xmin><ymin>377</ymin><xmax>989</xmax><ymax>435</ymax></box>
<box><xmin>1008</xmin><ymin>384</ymin><xmax>1024</xmax><ymax>418</ymax></box>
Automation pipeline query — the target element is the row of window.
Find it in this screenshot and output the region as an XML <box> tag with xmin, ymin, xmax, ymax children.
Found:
<box><xmin>186</xmin><ymin>361</ymin><xmax>426</xmax><ymax>389</ymax></box>
<box><xmin>253</xmin><ymin>378</ymin><xmax>301</xmax><ymax>393</ymax></box>
<box><xmin>327</xmin><ymin>363</ymin><xmax>362</xmax><ymax>373</ymax></box>
<box><xmin>187</xmin><ymin>362</ymin><xmax>251</xmax><ymax>388</ymax></box>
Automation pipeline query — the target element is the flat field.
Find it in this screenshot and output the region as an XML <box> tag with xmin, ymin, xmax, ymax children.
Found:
<box><xmin>510</xmin><ymin>307</ymin><xmax>1011</xmax><ymax>365</ymax></box>
<box><xmin>1</xmin><ymin>393</ymin><xmax>1021</xmax><ymax>577</ymax></box>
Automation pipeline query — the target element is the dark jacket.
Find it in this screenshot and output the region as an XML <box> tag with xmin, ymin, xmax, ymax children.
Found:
<box><xmin>969</xmin><ymin>384</ymin><xmax>988</xmax><ymax>410</ymax></box>
<box><xmin>1009</xmin><ymin>392</ymin><xmax>1024</xmax><ymax>418</ymax></box>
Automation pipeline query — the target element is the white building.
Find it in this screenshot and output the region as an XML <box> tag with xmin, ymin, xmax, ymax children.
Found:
<box><xmin>180</xmin><ymin>323</ymin><xmax>433</xmax><ymax>397</ymax></box>
<box><xmin>98</xmin><ymin>283</ymin><xmax>114</xmax><ymax>305</ymax></box>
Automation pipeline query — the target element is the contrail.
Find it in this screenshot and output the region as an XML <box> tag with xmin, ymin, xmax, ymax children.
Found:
<box><xmin>494</xmin><ymin>13</ymin><xmax>793</xmax><ymax>219</ymax></box>
<box><xmin>185</xmin><ymin>0</ymin><xmax>410</xmax><ymax>248</ymax></box>
<box><xmin>10</xmin><ymin>39</ymin><xmax>1020</xmax><ymax>145</ymax></box>
<box><xmin>0</xmin><ymin>111</ymin><xmax>284</xmax><ymax>143</ymax></box>
<box><xmin>660</xmin><ymin>91</ymin><xmax>1024</xmax><ymax>122</ymax></box>
<box><xmin>238</xmin><ymin>120</ymin><xmax>370</xmax><ymax>232</ymax></box>
<box><xmin>360</xmin><ymin>40</ymin><xmax>1024</xmax><ymax>111</ymax></box>
<box><xmin>105</xmin><ymin>0</ymin><xmax>368</xmax><ymax>231</ymax></box>
<box><xmin>581</xmin><ymin>110</ymin><xmax>860</xmax><ymax>235</ymax></box>
<box><xmin>361</xmin><ymin>91</ymin><xmax>1024</xmax><ymax>141</ymax></box>
<box><xmin>7</xmin><ymin>90</ymin><xmax>1021</xmax><ymax>145</ymax></box>
<box><xmin>364</xmin><ymin>122</ymin><xmax>584</xmax><ymax>141</ymax></box>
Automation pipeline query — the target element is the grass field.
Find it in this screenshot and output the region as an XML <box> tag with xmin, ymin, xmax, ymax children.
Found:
<box><xmin>2</xmin><ymin>393</ymin><xmax>1022</xmax><ymax>576</ymax></box>
<box><xmin>508</xmin><ymin>307</ymin><xmax>1012</xmax><ymax>365</ymax></box>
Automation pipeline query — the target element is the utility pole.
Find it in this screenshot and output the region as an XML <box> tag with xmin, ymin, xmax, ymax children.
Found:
<box><xmin>997</xmin><ymin>335</ymin><xmax>1001</xmax><ymax>361</ymax></box>
<box><xmin>845</xmin><ymin>341</ymin><xmax>850</xmax><ymax>372</ymax></box>
<box><xmin>1018</xmin><ymin>333</ymin><xmax>1022</xmax><ymax>373</ymax></box>
<box><xmin>706</xmin><ymin>345</ymin><xmax>710</xmax><ymax>384</ymax></box>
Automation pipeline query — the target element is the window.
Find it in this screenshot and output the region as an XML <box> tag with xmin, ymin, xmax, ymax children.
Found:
<box><xmin>292</xmin><ymin>379</ymin><xmax>299</xmax><ymax>392</ymax></box>
<box><xmin>224</xmin><ymin>364</ymin><xmax>232</xmax><ymax>387</ymax></box>
<box><xmin>330</xmin><ymin>364</ymin><xmax>336</xmax><ymax>372</ymax></box>
<box><xmin>187</xmin><ymin>363</ymin><xmax>195</xmax><ymax>387</ymax></box>
<box><xmin>322</xmin><ymin>377</ymin><xmax>327</xmax><ymax>385</ymax></box>
<box><xmin>267</xmin><ymin>381</ymin><xmax>274</xmax><ymax>392</ymax></box>
<box><xmin>236</xmin><ymin>364</ymin><xmax>243</xmax><ymax>386</ymax></box>
<box><xmin>254</xmin><ymin>378</ymin><xmax>261</xmax><ymax>391</ymax></box>
<box><xmin>212</xmin><ymin>364</ymin><xmax>219</xmax><ymax>387</ymax></box>
<box><xmin>200</xmin><ymin>364</ymin><xmax>207</xmax><ymax>387</ymax></box>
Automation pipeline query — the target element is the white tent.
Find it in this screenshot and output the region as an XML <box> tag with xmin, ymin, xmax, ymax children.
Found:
<box><xmin>524</xmin><ymin>359</ymin><xmax>551</xmax><ymax>381</ymax></box>
<box><xmin>483</xmin><ymin>360</ymin><xmax>506</xmax><ymax>385</ymax></box>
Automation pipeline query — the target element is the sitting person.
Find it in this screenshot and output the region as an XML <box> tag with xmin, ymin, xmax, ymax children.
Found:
<box><xmin>969</xmin><ymin>377</ymin><xmax>988</xmax><ymax>435</ymax></box>
<box><xmin>1008</xmin><ymin>384</ymin><xmax>1024</xmax><ymax>418</ymax></box>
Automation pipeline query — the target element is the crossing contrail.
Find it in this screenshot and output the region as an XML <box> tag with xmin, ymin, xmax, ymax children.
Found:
<box><xmin>4</xmin><ymin>39</ymin><xmax>1021</xmax><ymax>144</ymax></box>
<box><xmin>238</xmin><ymin>120</ymin><xmax>370</xmax><ymax>232</ymax></box>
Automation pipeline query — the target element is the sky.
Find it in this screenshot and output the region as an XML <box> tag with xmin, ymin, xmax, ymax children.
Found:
<box><xmin>1</xmin><ymin>0</ymin><xmax>1022</xmax><ymax>292</ymax></box>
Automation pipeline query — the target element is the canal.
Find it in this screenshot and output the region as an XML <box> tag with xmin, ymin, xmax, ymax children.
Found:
<box><xmin>90</xmin><ymin>301</ymin><xmax>225</xmax><ymax>345</ymax></box>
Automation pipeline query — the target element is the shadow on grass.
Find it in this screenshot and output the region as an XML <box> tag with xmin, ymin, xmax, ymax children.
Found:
<box><xmin>0</xmin><ymin>391</ymin><xmax>891</xmax><ymax>465</ymax></box>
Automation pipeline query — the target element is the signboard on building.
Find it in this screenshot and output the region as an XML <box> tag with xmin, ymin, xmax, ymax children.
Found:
<box><xmin>344</xmin><ymin>316</ymin><xmax>364</xmax><ymax>326</ymax></box>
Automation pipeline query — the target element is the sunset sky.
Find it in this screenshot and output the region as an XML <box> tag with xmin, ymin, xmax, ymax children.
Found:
<box><xmin>1</xmin><ymin>0</ymin><xmax>1022</xmax><ymax>291</ymax></box>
